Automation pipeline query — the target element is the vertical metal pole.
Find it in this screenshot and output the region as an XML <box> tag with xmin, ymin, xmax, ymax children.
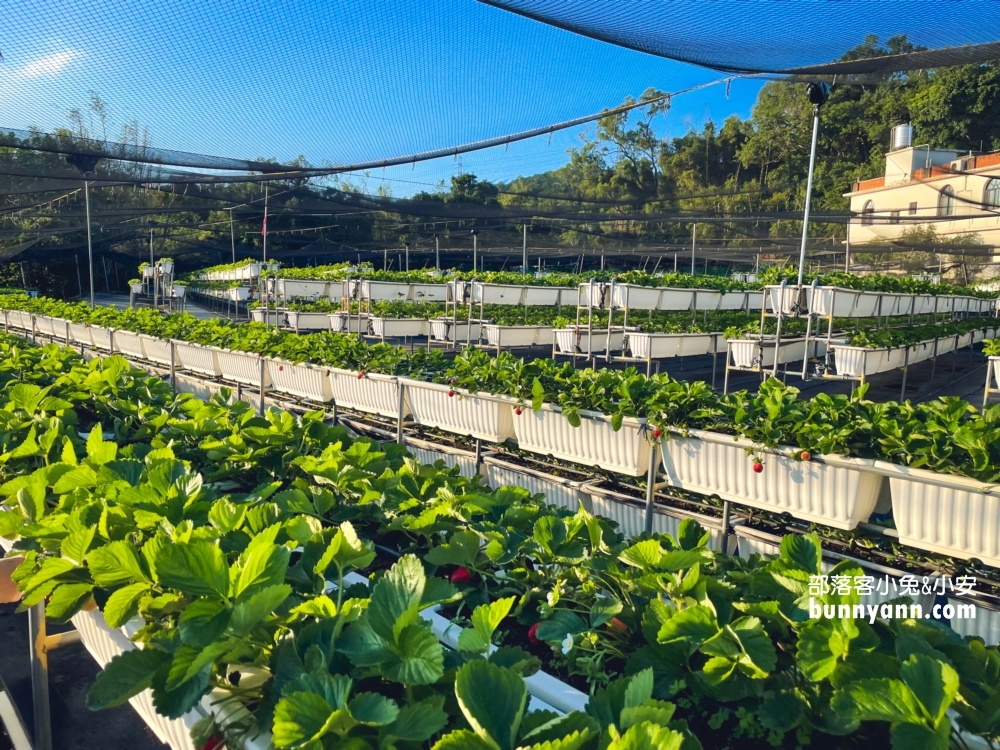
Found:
<box><xmin>522</xmin><ymin>223</ymin><xmax>528</xmax><ymax>272</ymax></box>
<box><xmin>29</xmin><ymin>601</ymin><xmax>52</xmax><ymax>750</ymax></box>
<box><xmin>169</xmin><ymin>341</ymin><xmax>176</xmax><ymax>390</ymax></box>
<box><xmin>643</xmin><ymin>441</ymin><xmax>659</xmax><ymax>534</ymax></box>
<box><xmin>258</xmin><ymin>356</ymin><xmax>266</xmax><ymax>416</ymax></box>
<box><xmin>262</xmin><ymin>185</ymin><xmax>269</xmax><ymax>262</ymax></box>
<box><xmin>797</xmin><ymin>106</ymin><xmax>821</xmax><ymax>287</ymax></box>
<box><xmin>384</xmin><ymin>248</ymin><xmax>388</xmax><ymax>270</ymax></box>
<box><xmin>690</xmin><ymin>223</ymin><xmax>696</xmax><ymax>276</ymax></box>
<box><xmin>84</xmin><ymin>180</ymin><xmax>95</xmax><ymax>307</ymax></box>
<box><xmin>673</xmin><ymin>253</ymin><xmax>677</xmax><ymax>273</ymax></box>
<box><xmin>435</xmin><ymin>235</ymin><xmax>440</xmax><ymax>271</ymax></box>
<box><xmin>844</xmin><ymin>232</ymin><xmax>851</xmax><ymax>272</ymax></box>
<box><xmin>229</xmin><ymin>208</ymin><xmax>236</xmax><ymax>263</ymax></box>
<box><xmin>720</xmin><ymin>500</ymin><xmax>732</xmax><ymax>555</ymax></box>
<box><xmin>405</xmin><ymin>243</ymin><xmax>410</xmax><ymax>272</ymax></box>
<box><xmin>396</xmin><ymin>382</ymin><xmax>406</xmax><ymax>444</ymax></box>
<box><xmin>472</xmin><ymin>231</ymin><xmax>478</xmax><ymax>271</ymax></box>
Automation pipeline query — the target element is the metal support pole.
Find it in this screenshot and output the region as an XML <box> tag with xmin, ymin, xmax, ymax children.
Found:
<box><xmin>900</xmin><ymin>348</ymin><xmax>910</xmax><ymax>401</ymax></box>
<box><xmin>472</xmin><ymin>231</ymin><xmax>478</xmax><ymax>272</ymax></box>
<box><xmin>643</xmin><ymin>441</ymin><xmax>660</xmax><ymax>534</ymax></box>
<box><xmin>229</xmin><ymin>208</ymin><xmax>236</xmax><ymax>263</ymax></box>
<box><xmin>522</xmin><ymin>224</ymin><xmax>528</xmax><ymax>272</ymax></box>
<box><xmin>405</xmin><ymin>243</ymin><xmax>410</xmax><ymax>272</ymax></box>
<box><xmin>169</xmin><ymin>341</ymin><xmax>176</xmax><ymax>390</ymax></box>
<box><xmin>29</xmin><ymin>602</ymin><xmax>52</xmax><ymax>750</ymax></box>
<box><xmin>475</xmin><ymin>438</ymin><xmax>483</xmax><ymax>474</ymax></box>
<box><xmin>262</xmin><ymin>184</ymin><xmax>269</xmax><ymax>262</ymax></box>
<box><xmin>435</xmin><ymin>235</ymin><xmax>440</xmax><ymax>271</ymax></box>
<box><xmin>690</xmin><ymin>223</ymin><xmax>697</xmax><ymax>276</ymax></box>
<box><xmin>84</xmin><ymin>180</ymin><xmax>95</xmax><ymax>307</ymax></box>
<box><xmin>797</xmin><ymin>103</ymin><xmax>822</xmax><ymax>287</ymax></box>
<box><xmin>720</xmin><ymin>500</ymin><xmax>732</xmax><ymax>556</ymax></box>
<box><xmin>258</xmin><ymin>356</ymin><xmax>267</xmax><ymax>416</ymax></box>
<box><xmin>395</xmin><ymin>383</ymin><xmax>406</xmax><ymax>444</ymax></box>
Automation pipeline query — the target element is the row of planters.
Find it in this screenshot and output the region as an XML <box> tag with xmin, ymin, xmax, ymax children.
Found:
<box><xmin>828</xmin><ymin>319</ymin><xmax>999</xmax><ymax>378</ymax></box>
<box><xmin>3</xmin><ymin>337</ymin><xmax>1000</xmax><ymax>749</ymax></box>
<box><xmin>6</xmin><ymin>295</ymin><xmax>1000</xmax><ymax>566</ymax></box>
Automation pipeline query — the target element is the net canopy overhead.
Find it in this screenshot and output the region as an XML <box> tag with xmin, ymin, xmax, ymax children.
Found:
<box><xmin>480</xmin><ymin>0</ymin><xmax>1000</xmax><ymax>74</ymax></box>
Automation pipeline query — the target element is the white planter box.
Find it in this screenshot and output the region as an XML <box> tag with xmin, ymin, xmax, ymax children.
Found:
<box><xmin>486</xmin><ymin>459</ymin><xmax>591</xmax><ymax>512</ymax></box>
<box><xmin>217</xmin><ymin>348</ymin><xmax>268</xmax><ymax>387</ymax></box>
<box><xmin>405</xmin><ymin>381</ymin><xmax>515</xmax><ymax>442</ymax></box>
<box><xmin>612</xmin><ymin>284</ymin><xmax>666</xmax><ymax>310</ymax></box>
<box><xmin>472</xmin><ymin>283</ymin><xmax>526</xmax><ymax>305</ymax></box>
<box><xmin>409</xmin><ymin>283</ymin><xmax>448</xmax><ymax>301</ymax></box>
<box><xmin>832</xmin><ymin>344</ymin><xmax>910</xmax><ymax>378</ymax></box>
<box><xmin>142</xmin><ymin>267</ymin><xmax>155</xmax><ymax>279</ymax></box>
<box><xmin>691</xmin><ymin>290</ymin><xmax>723</xmax><ymax>310</ymax></box>
<box><xmin>130</xmin><ymin>282</ymin><xmax>143</xmax><ymax>294</ymax></box>
<box><xmin>37</xmin><ymin>316</ymin><xmax>67</xmax><ymax>340</ymax></box>
<box><xmin>157</xmin><ymin>261</ymin><xmax>174</xmax><ymax>276</ymax></box>
<box><xmin>513</xmin><ymin>404</ymin><xmax>650</xmax><ymax>476</ymax></box>
<box><xmin>227</xmin><ymin>287</ymin><xmax>251</xmax><ymax>302</ymax></box>
<box><xmin>428</xmin><ymin>319</ymin><xmax>481</xmax><ymax>342</ymax></box>
<box><xmin>329</xmin><ymin>368</ymin><xmax>404</xmax><ymax>418</ymax></box>
<box><xmin>112</xmin><ymin>330</ymin><xmax>146</xmax><ymax>359</ymax></box>
<box><xmin>626</xmin><ymin>332</ymin><xmax>717</xmax><ymax>360</ymax></box>
<box><xmin>362</xmin><ymin>281</ymin><xmax>410</xmax><ymax>301</ymax></box>
<box><xmin>524</xmin><ymin>286</ymin><xmax>571</xmax><ymax>306</ymax></box>
<box><xmin>660</xmin><ymin>429</ymin><xmax>883</xmax><ymax>529</ymax></box>
<box><xmin>992</xmin><ymin>356</ymin><xmax>1000</xmax><ymax>389</ymax></box>
<box><xmin>588</xmin><ymin>493</ymin><xmax>733</xmax><ymax>551</ymax></box>
<box><xmin>278</xmin><ymin>279</ymin><xmax>328</xmax><ymax>300</ymax></box>
<box><xmin>881</xmin><ymin>462</ymin><xmax>1000</xmax><ymax>567</ymax></box>
<box><xmin>72</xmin><ymin>608</ymin><xmax>201</xmax><ymax>749</ymax></box>
<box><xmin>138</xmin><ymin>335</ymin><xmax>175</xmax><ymax>366</ymax></box>
<box><xmin>404</xmin><ymin>441</ymin><xmax>479</xmax><ymax>477</ymax></box>
<box><xmin>250</xmin><ymin>309</ymin><xmax>286</xmax><ymax>326</ymax></box>
<box><xmin>6</xmin><ymin>310</ymin><xmax>31</xmax><ymax>330</ymax></box>
<box><xmin>267</xmin><ymin>359</ymin><xmax>333</xmax><ymax>402</ymax></box>
<box><xmin>370</xmin><ymin>317</ymin><xmax>428</xmax><ymax>338</ymax></box>
<box><xmin>170</xmin><ymin>285</ymin><xmax>187</xmax><ymax>299</ymax></box>
<box><xmin>90</xmin><ymin>326</ymin><xmax>113</xmax><ymax>350</ymax></box>
<box><xmin>554</xmin><ymin>328</ymin><xmax>626</xmax><ymax>355</ymax></box>
<box><xmin>729</xmin><ymin>337</ymin><xmax>807</xmax><ymax>368</ymax></box>
<box><xmin>285</xmin><ymin>311</ymin><xmax>331</xmax><ymax>331</ymax></box>
<box><xmin>68</xmin><ymin>322</ymin><xmax>93</xmax><ymax>346</ymax></box>
<box><xmin>483</xmin><ymin>324</ymin><xmax>552</xmax><ymax>348</ymax></box>
<box><xmin>173</xmin><ymin>341</ymin><xmax>221</xmax><ymax>377</ymax></box>
<box><xmin>329</xmin><ymin>312</ymin><xmax>366</xmax><ymax>333</ymax></box>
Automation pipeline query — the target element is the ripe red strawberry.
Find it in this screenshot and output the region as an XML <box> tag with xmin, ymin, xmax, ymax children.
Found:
<box><xmin>752</xmin><ymin>462</ymin><xmax>764</xmax><ymax>474</ymax></box>
<box><xmin>450</xmin><ymin>566</ymin><xmax>471</xmax><ymax>583</ymax></box>
<box><xmin>199</xmin><ymin>737</ymin><xmax>224</xmax><ymax>750</ymax></box>
<box><xmin>800</xmin><ymin>451</ymin><xmax>812</xmax><ymax>462</ymax></box>
<box><xmin>448</xmin><ymin>390</ymin><xmax>455</xmax><ymax>397</ymax></box>
<box><xmin>357</xmin><ymin>370</ymin><xmax>365</xmax><ymax>379</ymax></box>
<box><xmin>652</xmin><ymin>428</ymin><xmax>661</xmax><ymax>438</ymax></box>
<box><xmin>608</xmin><ymin>617</ymin><xmax>628</xmax><ymax>635</ymax></box>
<box><xmin>515</xmin><ymin>407</ymin><xmax>523</xmax><ymax>415</ymax></box>
<box><xmin>278</xmin><ymin>365</ymin><xmax>283</xmax><ymax>371</ymax></box>
<box><xmin>528</xmin><ymin>622</ymin><xmax>541</xmax><ymax>644</ymax></box>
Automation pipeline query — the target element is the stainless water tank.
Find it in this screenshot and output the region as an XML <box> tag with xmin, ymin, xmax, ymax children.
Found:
<box><xmin>891</xmin><ymin>123</ymin><xmax>913</xmax><ymax>151</ymax></box>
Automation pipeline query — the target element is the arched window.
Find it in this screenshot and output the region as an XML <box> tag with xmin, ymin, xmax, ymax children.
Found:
<box><xmin>939</xmin><ymin>185</ymin><xmax>955</xmax><ymax>217</ymax></box>
<box><xmin>861</xmin><ymin>200</ymin><xmax>875</xmax><ymax>225</ymax></box>
<box><xmin>985</xmin><ymin>178</ymin><xmax>1000</xmax><ymax>208</ymax></box>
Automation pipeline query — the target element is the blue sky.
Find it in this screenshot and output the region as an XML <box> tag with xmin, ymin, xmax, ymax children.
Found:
<box><xmin>0</xmin><ymin>0</ymin><xmax>764</xmax><ymax>193</ymax></box>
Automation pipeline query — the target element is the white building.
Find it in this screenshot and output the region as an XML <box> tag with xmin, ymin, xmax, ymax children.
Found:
<box><xmin>844</xmin><ymin>125</ymin><xmax>1000</xmax><ymax>255</ymax></box>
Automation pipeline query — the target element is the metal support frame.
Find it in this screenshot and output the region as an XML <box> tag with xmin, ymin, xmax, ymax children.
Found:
<box><xmin>643</xmin><ymin>441</ymin><xmax>661</xmax><ymax>534</ymax></box>
<box><xmin>395</xmin><ymin>383</ymin><xmax>406</xmax><ymax>444</ymax></box>
<box><xmin>28</xmin><ymin>600</ymin><xmax>82</xmax><ymax>750</ymax></box>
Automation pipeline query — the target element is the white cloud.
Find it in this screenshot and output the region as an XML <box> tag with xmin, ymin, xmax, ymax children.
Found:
<box><xmin>17</xmin><ymin>50</ymin><xmax>78</xmax><ymax>79</ymax></box>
